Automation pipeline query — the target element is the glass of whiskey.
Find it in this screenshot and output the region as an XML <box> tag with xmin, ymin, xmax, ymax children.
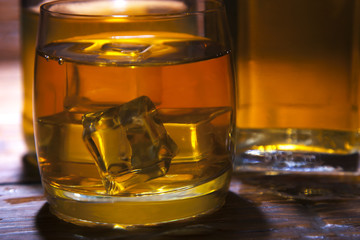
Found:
<box><xmin>34</xmin><ymin>0</ymin><xmax>235</xmax><ymax>228</ymax></box>
<box><xmin>233</xmin><ymin>0</ymin><xmax>360</xmax><ymax>200</ymax></box>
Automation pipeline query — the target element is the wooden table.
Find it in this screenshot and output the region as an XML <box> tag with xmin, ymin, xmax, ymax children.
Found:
<box><xmin>1</xmin><ymin>61</ymin><xmax>360</xmax><ymax>239</ymax></box>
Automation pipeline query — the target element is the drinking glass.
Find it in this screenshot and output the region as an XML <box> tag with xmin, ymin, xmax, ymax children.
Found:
<box><xmin>34</xmin><ymin>0</ymin><xmax>235</xmax><ymax>228</ymax></box>
<box><xmin>233</xmin><ymin>0</ymin><xmax>360</xmax><ymax>199</ymax></box>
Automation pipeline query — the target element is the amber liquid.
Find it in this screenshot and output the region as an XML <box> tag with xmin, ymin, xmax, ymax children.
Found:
<box><xmin>236</xmin><ymin>0</ymin><xmax>358</xmax><ymax>130</ymax></box>
<box><xmin>233</xmin><ymin>0</ymin><xmax>360</xmax><ymax>199</ymax></box>
<box><xmin>21</xmin><ymin>6</ymin><xmax>40</xmax><ymax>162</ymax></box>
<box><xmin>34</xmin><ymin>32</ymin><xmax>234</xmax><ymax>227</ymax></box>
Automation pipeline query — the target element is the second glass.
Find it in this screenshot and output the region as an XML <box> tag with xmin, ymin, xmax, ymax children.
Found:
<box><xmin>34</xmin><ymin>0</ymin><xmax>234</xmax><ymax>228</ymax></box>
<box><xmin>234</xmin><ymin>0</ymin><xmax>360</xmax><ymax>199</ymax></box>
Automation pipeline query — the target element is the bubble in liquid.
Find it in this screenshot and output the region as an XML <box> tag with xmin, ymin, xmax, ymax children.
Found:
<box><xmin>45</xmin><ymin>55</ymin><xmax>50</xmax><ymax>61</ymax></box>
<box><xmin>58</xmin><ymin>58</ymin><xmax>64</xmax><ymax>65</ymax></box>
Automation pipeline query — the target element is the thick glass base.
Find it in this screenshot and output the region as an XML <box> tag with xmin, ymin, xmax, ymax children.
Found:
<box><xmin>43</xmin><ymin>169</ymin><xmax>231</xmax><ymax>228</ymax></box>
<box><xmin>234</xmin><ymin>128</ymin><xmax>360</xmax><ymax>200</ymax></box>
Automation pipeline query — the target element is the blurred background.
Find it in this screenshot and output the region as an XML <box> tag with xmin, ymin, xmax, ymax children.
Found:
<box><xmin>0</xmin><ymin>0</ymin><xmax>20</xmax><ymax>61</ymax></box>
<box><xmin>0</xmin><ymin>0</ymin><xmax>26</xmax><ymax>181</ymax></box>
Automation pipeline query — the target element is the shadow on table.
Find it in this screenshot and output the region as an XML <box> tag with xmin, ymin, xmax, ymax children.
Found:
<box><xmin>20</xmin><ymin>153</ymin><xmax>41</xmax><ymax>183</ymax></box>
<box><xmin>35</xmin><ymin>192</ymin><xmax>270</xmax><ymax>240</ymax></box>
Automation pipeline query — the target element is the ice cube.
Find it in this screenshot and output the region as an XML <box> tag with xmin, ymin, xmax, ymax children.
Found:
<box><xmin>101</xmin><ymin>42</ymin><xmax>152</xmax><ymax>61</ymax></box>
<box><xmin>158</xmin><ymin>107</ymin><xmax>232</xmax><ymax>162</ymax></box>
<box><xmin>82</xmin><ymin>96</ymin><xmax>177</xmax><ymax>194</ymax></box>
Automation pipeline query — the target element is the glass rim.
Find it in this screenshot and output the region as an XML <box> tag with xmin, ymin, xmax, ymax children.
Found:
<box><xmin>40</xmin><ymin>0</ymin><xmax>225</xmax><ymax>19</ymax></box>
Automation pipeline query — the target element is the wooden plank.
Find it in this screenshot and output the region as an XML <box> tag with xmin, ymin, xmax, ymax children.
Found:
<box><xmin>231</xmin><ymin>177</ymin><xmax>360</xmax><ymax>239</ymax></box>
<box><xmin>0</xmin><ymin>184</ymin><xmax>44</xmax><ymax>239</ymax></box>
<box><xmin>0</xmin><ymin>180</ymin><xmax>360</xmax><ymax>239</ymax></box>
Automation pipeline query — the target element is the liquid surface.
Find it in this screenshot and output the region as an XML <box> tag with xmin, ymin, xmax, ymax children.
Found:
<box><xmin>34</xmin><ymin>32</ymin><xmax>234</xmax><ymax>226</ymax></box>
